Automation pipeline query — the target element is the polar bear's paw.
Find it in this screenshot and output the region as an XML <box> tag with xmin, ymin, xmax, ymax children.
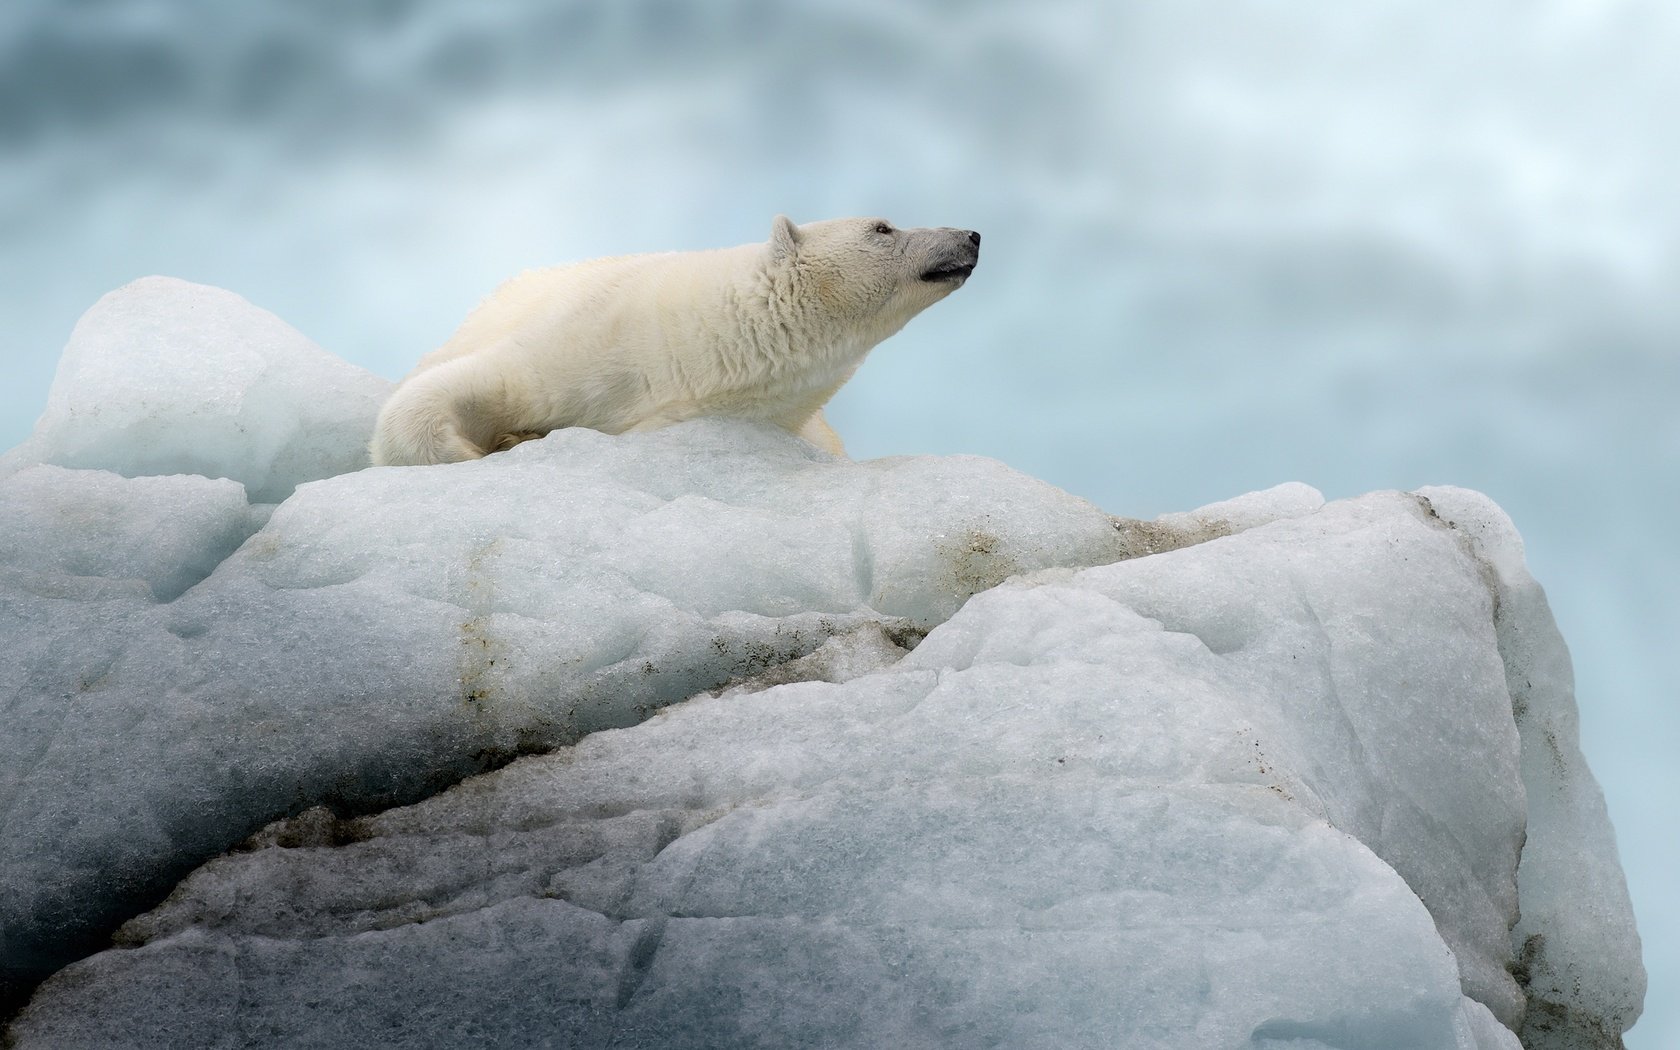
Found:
<box><xmin>491</xmin><ymin>431</ymin><xmax>548</xmax><ymax>452</ymax></box>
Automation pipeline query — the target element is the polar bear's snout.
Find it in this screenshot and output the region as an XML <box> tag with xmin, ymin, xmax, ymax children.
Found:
<box><xmin>916</xmin><ymin>228</ymin><xmax>982</xmax><ymax>284</ymax></box>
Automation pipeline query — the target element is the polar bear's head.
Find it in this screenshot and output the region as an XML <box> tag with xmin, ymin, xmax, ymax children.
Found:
<box><xmin>768</xmin><ymin>215</ymin><xmax>980</xmax><ymax>344</ymax></box>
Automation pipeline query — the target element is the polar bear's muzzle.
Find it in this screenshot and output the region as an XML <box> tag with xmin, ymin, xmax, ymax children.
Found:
<box><xmin>917</xmin><ymin>228</ymin><xmax>981</xmax><ymax>284</ymax></box>
<box><xmin>920</xmin><ymin>261</ymin><xmax>977</xmax><ymax>283</ymax></box>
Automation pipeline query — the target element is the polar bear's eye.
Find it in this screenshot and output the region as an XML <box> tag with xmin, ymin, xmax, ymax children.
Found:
<box><xmin>873</xmin><ymin>222</ymin><xmax>894</xmax><ymax>236</ymax></box>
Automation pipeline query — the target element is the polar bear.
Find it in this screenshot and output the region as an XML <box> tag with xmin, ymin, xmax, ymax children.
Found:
<box><xmin>369</xmin><ymin>215</ymin><xmax>981</xmax><ymax>465</ymax></box>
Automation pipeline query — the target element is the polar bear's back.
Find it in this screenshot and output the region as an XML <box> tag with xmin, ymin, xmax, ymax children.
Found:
<box><xmin>407</xmin><ymin>244</ymin><xmax>761</xmax><ymax>379</ymax></box>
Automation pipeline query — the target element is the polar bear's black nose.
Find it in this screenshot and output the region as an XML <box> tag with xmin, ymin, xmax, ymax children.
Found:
<box><xmin>967</xmin><ymin>231</ymin><xmax>981</xmax><ymax>246</ymax></box>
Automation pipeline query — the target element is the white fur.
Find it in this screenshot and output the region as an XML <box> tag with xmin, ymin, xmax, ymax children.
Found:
<box><xmin>369</xmin><ymin>216</ymin><xmax>978</xmax><ymax>466</ymax></box>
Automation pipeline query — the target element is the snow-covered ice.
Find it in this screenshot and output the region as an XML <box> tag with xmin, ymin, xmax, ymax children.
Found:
<box><xmin>0</xmin><ymin>277</ymin><xmax>392</xmax><ymax>504</ymax></box>
<box><xmin>0</xmin><ymin>280</ymin><xmax>1645</xmax><ymax>1048</ymax></box>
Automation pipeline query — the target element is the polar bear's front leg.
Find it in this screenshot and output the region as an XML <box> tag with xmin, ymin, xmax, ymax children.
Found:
<box><xmin>794</xmin><ymin>410</ymin><xmax>847</xmax><ymax>457</ymax></box>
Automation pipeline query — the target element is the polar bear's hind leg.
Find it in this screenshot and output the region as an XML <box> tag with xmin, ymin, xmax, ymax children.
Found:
<box><xmin>370</xmin><ymin>358</ymin><xmax>511</xmax><ymax>465</ymax></box>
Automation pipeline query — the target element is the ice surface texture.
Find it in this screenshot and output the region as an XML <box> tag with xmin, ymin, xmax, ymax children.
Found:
<box><xmin>0</xmin><ymin>282</ymin><xmax>1644</xmax><ymax>1048</ymax></box>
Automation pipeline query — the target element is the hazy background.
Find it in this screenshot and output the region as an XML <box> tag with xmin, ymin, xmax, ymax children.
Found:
<box><xmin>2</xmin><ymin>1</ymin><xmax>1673</xmax><ymax>1042</ymax></box>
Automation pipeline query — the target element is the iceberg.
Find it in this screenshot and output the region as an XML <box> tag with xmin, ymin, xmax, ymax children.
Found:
<box><xmin>0</xmin><ymin>280</ymin><xmax>1644</xmax><ymax>1048</ymax></box>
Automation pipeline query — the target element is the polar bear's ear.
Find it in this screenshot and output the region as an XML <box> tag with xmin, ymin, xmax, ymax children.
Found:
<box><xmin>770</xmin><ymin>215</ymin><xmax>802</xmax><ymax>260</ymax></box>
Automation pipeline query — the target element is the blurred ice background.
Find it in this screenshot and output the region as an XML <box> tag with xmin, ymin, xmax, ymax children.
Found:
<box><xmin>0</xmin><ymin>0</ymin><xmax>1672</xmax><ymax>1042</ymax></box>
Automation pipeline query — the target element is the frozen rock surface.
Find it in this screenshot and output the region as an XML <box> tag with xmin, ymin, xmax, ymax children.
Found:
<box><xmin>0</xmin><ymin>276</ymin><xmax>391</xmax><ymax>503</ymax></box>
<box><xmin>0</xmin><ymin>281</ymin><xmax>1645</xmax><ymax>1048</ymax></box>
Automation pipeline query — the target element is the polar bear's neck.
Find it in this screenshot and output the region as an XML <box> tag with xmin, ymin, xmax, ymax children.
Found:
<box><xmin>621</xmin><ymin>250</ymin><xmax>886</xmax><ymax>429</ymax></box>
<box><xmin>751</xmin><ymin>255</ymin><xmax>906</xmax><ymax>373</ymax></box>
<box><xmin>701</xmin><ymin>265</ymin><xmax>834</xmax><ymax>380</ymax></box>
